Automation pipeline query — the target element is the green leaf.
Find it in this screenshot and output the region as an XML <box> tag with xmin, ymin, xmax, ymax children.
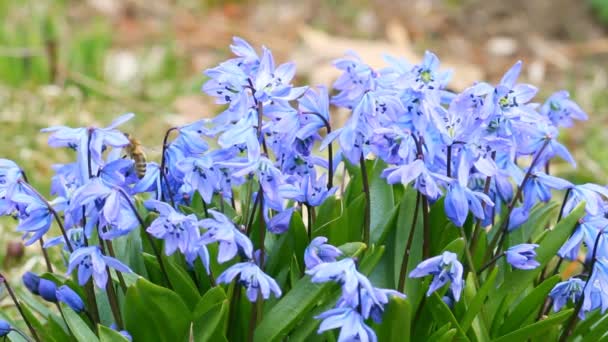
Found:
<box><xmin>124</xmin><ymin>278</ymin><xmax>191</xmax><ymax>342</ymax></box>
<box><xmin>427</xmin><ymin>323</ymin><xmax>452</xmax><ymax>341</ymax></box>
<box><xmin>194</xmin><ymin>286</ymin><xmax>227</xmax><ymax>316</ymax></box>
<box><xmin>492</xmin><ymin>309</ymin><xmax>573</xmax><ymax>342</ymax></box>
<box><xmin>254</xmin><ymin>243</ymin><xmax>366</xmax><ymax>342</ymax></box>
<box><xmin>428</xmin><ymin>293</ymin><xmax>470</xmax><ymax>342</ymax></box>
<box><xmin>60</xmin><ymin>304</ymin><xmax>99</xmax><ymax>342</ymax></box>
<box><xmin>369</xmin><ymin>159</ymin><xmax>394</xmax><ymax>239</ymax></box>
<box><xmin>499</xmin><ymin>275</ymin><xmax>560</xmax><ymax>335</ymax></box>
<box><xmin>372</xmin><ymin>297</ymin><xmax>411</xmax><ymax>342</ymax></box>
<box><xmin>98</xmin><ymin>325</ymin><xmax>130</xmax><ymax>342</ymax></box>
<box><xmin>461</xmin><ymin>268</ymin><xmax>498</xmax><ymax>332</ymax></box>
<box><xmin>192</xmin><ymin>300</ymin><xmax>229</xmax><ymax>342</ymax></box>
<box><xmin>266</xmin><ymin>211</ymin><xmax>308</xmax><ymax>277</ymax></box>
<box><xmin>508</xmin><ymin>202</ymin><xmax>559</xmax><ymax>246</ymax></box>
<box><xmin>582</xmin><ymin>314</ymin><xmax>608</xmax><ymax>342</ymax></box>
<box><xmin>497</xmin><ymin>203</ymin><xmax>585</xmax><ymax>298</ymax></box>
<box><xmin>163</xmin><ymin>255</ymin><xmax>201</xmax><ymax>311</ymax></box>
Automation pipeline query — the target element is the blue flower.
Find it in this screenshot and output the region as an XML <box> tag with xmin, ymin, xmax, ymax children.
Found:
<box><xmin>177</xmin><ymin>156</ymin><xmax>218</xmax><ymax>204</ymax></box>
<box><xmin>583</xmin><ymin>258</ymin><xmax>608</xmax><ymax>315</ymax></box>
<box><xmin>541</xmin><ymin>90</ymin><xmax>588</xmax><ymax>128</ymax></box>
<box><xmin>11</xmin><ymin>191</ymin><xmax>60</xmax><ymax>246</ymax></box>
<box><xmin>563</xmin><ymin>183</ymin><xmax>608</xmax><ymax>216</ymax></box>
<box><xmin>56</xmin><ymin>285</ymin><xmax>85</xmax><ymax>313</ymax></box>
<box><xmin>44</xmin><ymin>227</ymin><xmax>86</xmax><ymax>252</ymax></box>
<box><xmin>22</xmin><ymin>272</ymin><xmax>41</xmax><ymax>295</ymax></box>
<box><xmin>42</xmin><ymin>113</ymin><xmax>134</xmax><ymax>183</ymax></box>
<box><xmin>316</xmin><ymin>307</ymin><xmax>377</xmax><ymax>342</ymax></box>
<box><xmin>200</xmin><ymin>210</ymin><xmax>253</xmax><ymax>263</ymax></box>
<box><xmin>266</xmin><ymin>206</ymin><xmax>295</xmax><ymax>234</ymax></box>
<box><xmin>410</xmin><ymin>251</ymin><xmax>464</xmax><ymax>301</ymax></box>
<box><xmin>0</xmin><ymin>319</ymin><xmax>11</xmax><ymax>337</ymax></box>
<box><xmin>304</xmin><ymin>237</ymin><xmax>342</xmax><ymax>269</ymax></box>
<box><xmin>145</xmin><ymin>200</ymin><xmax>201</xmax><ymax>256</ymax></box>
<box><xmin>444</xmin><ymin>156</ymin><xmax>494</xmax><ymax>227</ymax></box>
<box><xmin>67</xmin><ymin>246</ymin><xmax>132</xmax><ymax>289</ymax></box>
<box><xmin>280</xmin><ymin>170</ymin><xmax>337</xmax><ymax>207</ymax></box>
<box><xmin>558</xmin><ymin>215</ymin><xmax>608</xmax><ymax>260</ymax></box>
<box><xmin>332</xmin><ymin>52</ymin><xmax>378</xmax><ymax>108</ymax></box>
<box><xmin>505</xmin><ymin>244</ymin><xmax>540</xmax><ymax>270</ymax></box>
<box><xmin>216</xmin><ymin>261</ymin><xmax>282</xmax><ymax>302</ymax></box>
<box><xmin>306</xmin><ymin>258</ymin><xmax>375</xmax><ymax>299</ymax></box>
<box><xmin>383</xmin><ymin>159</ymin><xmax>449</xmax><ymax>200</ymax></box>
<box><xmin>549</xmin><ymin>278</ymin><xmax>584</xmax><ymax>314</ymax></box>
<box><xmin>38</xmin><ymin>278</ymin><xmax>58</xmax><ymax>302</ymax></box>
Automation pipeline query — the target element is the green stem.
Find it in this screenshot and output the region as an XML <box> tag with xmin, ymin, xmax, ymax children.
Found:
<box><xmin>398</xmin><ymin>191</ymin><xmax>421</xmax><ymax>292</ymax></box>
<box><xmin>359</xmin><ymin>154</ymin><xmax>371</xmax><ymax>246</ymax></box>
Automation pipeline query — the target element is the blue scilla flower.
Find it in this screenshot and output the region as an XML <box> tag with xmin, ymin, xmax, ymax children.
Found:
<box><xmin>343</xmin><ymin>286</ymin><xmax>405</xmax><ymax>324</ymax></box>
<box><xmin>217</xmin><ymin>261</ymin><xmax>282</xmax><ymax>302</ymax></box>
<box><xmin>280</xmin><ymin>170</ymin><xmax>337</xmax><ymax>207</ymax></box>
<box><xmin>38</xmin><ymin>278</ymin><xmax>58</xmax><ymax>302</ymax></box>
<box><xmin>42</xmin><ymin>113</ymin><xmax>134</xmax><ymax>183</ymax></box>
<box><xmin>22</xmin><ymin>272</ymin><xmax>40</xmax><ymax>295</ymax></box>
<box><xmin>56</xmin><ymin>285</ymin><xmax>85</xmax><ymax>313</ymax></box>
<box><xmin>200</xmin><ymin>210</ymin><xmax>253</xmax><ymax>263</ymax></box>
<box><xmin>298</xmin><ymin>86</ymin><xmax>330</xmax><ymax>133</ymax></box>
<box><xmin>304</xmin><ymin>237</ymin><xmax>342</xmax><ymax>269</ymax></box>
<box><xmin>227</xmin><ymin>156</ymin><xmax>285</xmax><ymax>210</ymax></box>
<box><xmin>306</xmin><ymin>258</ymin><xmax>375</xmax><ymax>300</ymax></box>
<box><xmin>331</xmin><ymin>52</ymin><xmax>379</xmax><ymax>109</ymax></box>
<box><xmin>410</xmin><ymin>251</ymin><xmax>464</xmax><ymax>301</ymax></box>
<box><xmin>541</xmin><ymin>90</ymin><xmax>588</xmax><ymax>128</ymax></box>
<box><xmin>0</xmin><ymin>319</ymin><xmax>11</xmax><ymax>337</ymax></box>
<box><xmin>145</xmin><ymin>199</ymin><xmax>202</xmax><ymax>256</ymax></box>
<box><xmin>11</xmin><ymin>191</ymin><xmax>66</xmax><ymax>246</ymax></box>
<box><xmin>517</xmin><ymin>123</ymin><xmax>575</xmax><ymax>167</ymax></box>
<box><xmin>67</xmin><ymin>246</ymin><xmax>132</xmax><ymax>289</ymax></box>
<box><xmin>266</xmin><ymin>206</ymin><xmax>295</xmax><ymax>235</ymax></box>
<box><xmin>132</xmin><ymin>162</ymin><xmax>162</xmax><ymax>199</ymax></box>
<box><xmin>558</xmin><ymin>215</ymin><xmax>608</xmax><ymax>260</ymax></box>
<box><xmin>563</xmin><ymin>183</ymin><xmax>608</xmax><ymax>217</ymax></box>
<box><xmin>253</xmin><ymin>46</ymin><xmax>306</xmax><ymax>103</ymax></box>
<box><xmin>505</xmin><ymin>244</ymin><xmax>540</xmax><ymax>270</ymax></box>
<box><xmin>177</xmin><ymin>156</ymin><xmax>219</xmax><ymax>204</ymax></box>
<box><xmin>383</xmin><ymin>159</ymin><xmax>449</xmax><ymax>200</ymax></box>
<box><xmin>316</xmin><ymin>307</ymin><xmax>377</xmax><ymax>342</ymax></box>
<box><xmin>550</xmin><ymin>278</ymin><xmax>585</xmax><ymax>314</ymax></box>
<box><xmin>583</xmin><ymin>257</ymin><xmax>608</xmax><ymax>315</ymax></box>
<box><xmin>444</xmin><ymin>157</ymin><xmax>494</xmax><ymax>227</ymax></box>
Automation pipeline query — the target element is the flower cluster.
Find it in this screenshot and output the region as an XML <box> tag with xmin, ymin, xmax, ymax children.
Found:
<box><xmin>1</xmin><ymin>35</ymin><xmax>607</xmax><ymax>340</ymax></box>
<box><xmin>305</xmin><ymin>238</ymin><xmax>404</xmax><ymax>341</ymax></box>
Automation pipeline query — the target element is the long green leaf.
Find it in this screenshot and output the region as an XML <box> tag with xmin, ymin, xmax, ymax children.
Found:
<box><xmin>428</xmin><ymin>293</ymin><xmax>470</xmax><ymax>342</ymax></box>
<box><xmin>492</xmin><ymin>309</ymin><xmax>573</xmax><ymax>342</ymax></box>
<box><xmin>369</xmin><ymin>159</ymin><xmax>394</xmax><ymax>238</ymax></box>
<box><xmin>373</xmin><ymin>297</ymin><xmax>411</xmax><ymax>342</ymax></box>
<box><xmin>98</xmin><ymin>325</ymin><xmax>130</xmax><ymax>342</ymax></box>
<box><xmin>461</xmin><ymin>268</ymin><xmax>498</xmax><ymax>331</ymax></box>
<box><xmin>163</xmin><ymin>255</ymin><xmax>201</xmax><ymax>311</ymax></box>
<box><xmin>60</xmin><ymin>304</ymin><xmax>99</xmax><ymax>342</ymax></box>
<box><xmin>499</xmin><ymin>275</ymin><xmax>560</xmax><ymax>335</ymax></box>
<box><xmin>192</xmin><ymin>300</ymin><xmax>229</xmax><ymax>341</ymax></box>
<box><xmin>124</xmin><ymin>278</ymin><xmax>191</xmax><ymax>342</ymax></box>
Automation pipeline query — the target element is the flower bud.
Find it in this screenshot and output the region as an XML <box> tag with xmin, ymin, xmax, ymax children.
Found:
<box><xmin>38</xmin><ymin>278</ymin><xmax>58</xmax><ymax>302</ymax></box>
<box><xmin>0</xmin><ymin>319</ymin><xmax>11</xmax><ymax>337</ymax></box>
<box><xmin>56</xmin><ymin>285</ymin><xmax>85</xmax><ymax>313</ymax></box>
<box><xmin>22</xmin><ymin>272</ymin><xmax>41</xmax><ymax>295</ymax></box>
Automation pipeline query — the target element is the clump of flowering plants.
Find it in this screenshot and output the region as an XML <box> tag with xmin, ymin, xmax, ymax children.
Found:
<box><xmin>0</xmin><ymin>37</ymin><xmax>606</xmax><ymax>342</ymax></box>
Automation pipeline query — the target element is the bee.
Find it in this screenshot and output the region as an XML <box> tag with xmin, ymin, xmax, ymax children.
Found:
<box><xmin>123</xmin><ymin>133</ymin><xmax>147</xmax><ymax>179</ymax></box>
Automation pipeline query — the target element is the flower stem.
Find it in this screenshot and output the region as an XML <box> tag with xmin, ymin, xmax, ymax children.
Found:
<box><xmin>422</xmin><ymin>196</ymin><xmax>430</xmax><ymax>259</ymax></box>
<box><xmin>306</xmin><ymin>203</ymin><xmax>313</xmax><ymax>242</ymax></box>
<box><xmin>0</xmin><ymin>274</ymin><xmax>41</xmax><ymax>342</ymax></box>
<box><xmin>471</xmin><ymin>151</ymin><xmax>496</xmax><ymax>250</ymax></box>
<box><xmin>398</xmin><ymin>191</ymin><xmax>420</xmax><ymax>292</ymax></box>
<box><xmin>559</xmin><ymin>227</ymin><xmax>605</xmax><ymax>342</ymax></box>
<box><xmin>258</xmin><ymin>185</ymin><xmax>266</xmax><ymax>270</ymax></box>
<box><xmin>38</xmin><ymin>238</ymin><xmax>53</xmax><ymax>273</ymax></box>
<box><xmin>97</xmin><ymin>230</ymin><xmax>124</xmax><ymax>329</ymax></box>
<box><xmin>116</xmin><ymin>187</ymin><xmax>172</xmax><ymax>289</ymax></box>
<box><xmin>105</xmin><ymin>240</ymin><xmax>128</xmax><ymax>293</ymax></box>
<box><xmin>18</xmin><ymin>180</ymin><xmax>73</xmax><ymax>253</ymax></box>
<box><xmin>477</xmin><ymin>253</ymin><xmax>504</xmax><ymax>274</ymax></box>
<box><xmin>301</xmin><ymin>111</ymin><xmax>333</xmax><ymax>189</ymax></box>
<box><xmin>160</xmin><ymin>127</ymin><xmax>179</xmax><ymax>207</ymax></box>
<box><xmin>490</xmin><ymin>140</ymin><xmax>550</xmax><ymax>258</ymax></box>
<box><xmin>446</xmin><ymin>145</ymin><xmax>452</xmax><ymax>178</ymax></box>
<box><xmin>83</xmin><ymin>279</ymin><xmax>100</xmax><ymax>326</ymax></box>
<box><xmin>459</xmin><ymin>228</ymin><xmax>480</xmax><ymax>288</ymax></box>
<box><xmin>359</xmin><ymin>154</ymin><xmax>371</xmax><ymax>246</ymax></box>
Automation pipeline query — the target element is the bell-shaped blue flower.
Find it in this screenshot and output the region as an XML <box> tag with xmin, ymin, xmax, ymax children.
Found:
<box><xmin>67</xmin><ymin>246</ymin><xmax>132</xmax><ymax>289</ymax></box>
<box><xmin>549</xmin><ymin>278</ymin><xmax>584</xmax><ymax>315</ymax></box>
<box><xmin>145</xmin><ymin>200</ymin><xmax>201</xmax><ymax>256</ymax></box>
<box><xmin>316</xmin><ymin>307</ymin><xmax>377</xmax><ymax>342</ymax></box>
<box><xmin>505</xmin><ymin>244</ymin><xmax>540</xmax><ymax>270</ymax></box>
<box><xmin>304</xmin><ymin>237</ymin><xmax>342</xmax><ymax>269</ymax></box>
<box><xmin>56</xmin><ymin>285</ymin><xmax>85</xmax><ymax>313</ymax></box>
<box><xmin>410</xmin><ymin>251</ymin><xmax>464</xmax><ymax>301</ymax></box>
<box><xmin>200</xmin><ymin>210</ymin><xmax>253</xmax><ymax>263</ymax></box>
<box><xmin>22</xmin><ymin>271</ymin><xmax>41</xmax><ymax>295</ymax></box>
<box><xmin>217</xmin><ymin>261</ymin><xmax>282</xmax><ymax>302</ymax></box>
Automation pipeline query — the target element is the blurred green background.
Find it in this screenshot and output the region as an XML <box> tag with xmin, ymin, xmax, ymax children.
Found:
<box><xmin>1</xmin><ymin>0</ymin><xmax>607</xmax><ymax>302</ymax></box>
